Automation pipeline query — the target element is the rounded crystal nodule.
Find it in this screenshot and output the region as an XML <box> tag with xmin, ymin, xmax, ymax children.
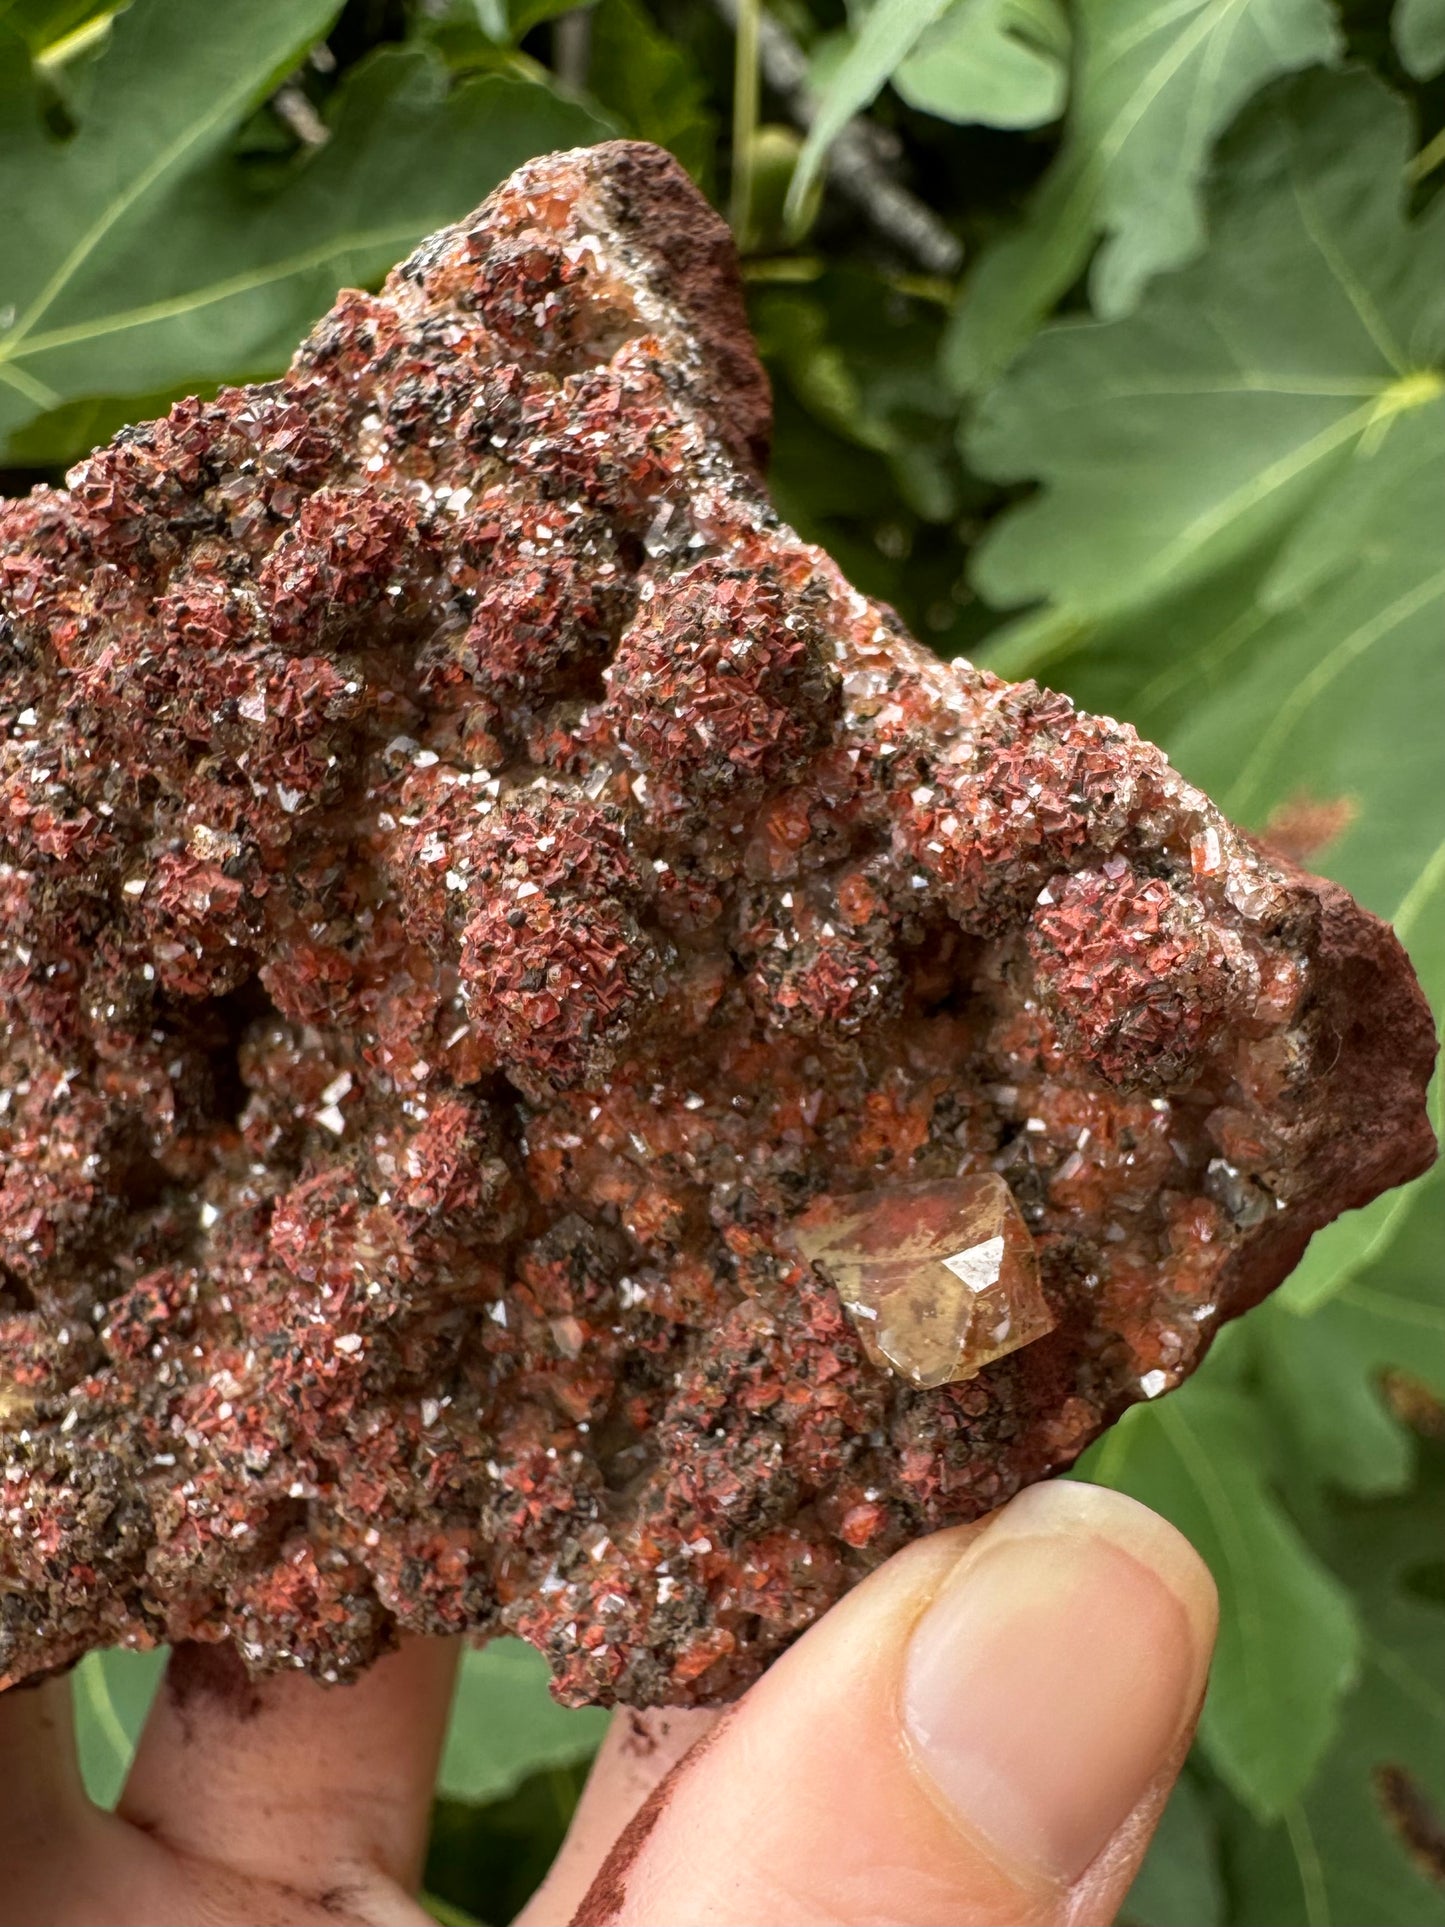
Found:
<box><xmin>792</xmin><ymin>1173</ymin><xmax>1054</xmax><ymax>1388</ymax></box>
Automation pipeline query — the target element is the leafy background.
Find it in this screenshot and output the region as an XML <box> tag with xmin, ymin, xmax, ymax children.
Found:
<box><xmin>2</xmin><ymin>0</ymin><xmax>1442</xmax><ymax>1920</ymax></box>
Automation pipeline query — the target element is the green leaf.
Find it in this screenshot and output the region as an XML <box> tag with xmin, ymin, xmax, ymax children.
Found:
<box><xmin>1226</xmin><ymin>1465</ymin><xmax>1445</xmax><ymax>1926</ymax></box>
<box><xmin>1084</xmin><ymin>1379</ymin><xmax>1361</xmax><ymax>1817</ymax></box>
<box><xmin>585</xmin><ymin>0</ymin><xmax>716</xmax><ymax>186</ymax></box>
<box><xmin>0</xmin><ymin>0</ymin><xmax>610</xmax><ymax>464</ymax></box>
<box><xmin>438</xmin><ymin>1639</ymin><xmax>609</xmax><ymax>1806</ymax></box>
<box><xmin>944</xmin><ymin>0</ymin><xmax>1341</xmax><ymax>390</ymax></box>
<box><xmin>752</xmin><ymin>265</ymin><xmax>963</xmax><ymax>519</ymax></box>
<box><xmin>1170</xmin><ymin>392</ymin><xmax>1445</xmax><ymax>1286</ymax></box>
<box><xmin>1324</xmin><ymin>1188</ymin><xmax>1445</xmax><ymax>1409</ymax></box>
<box><xmin>0</xmin><ymin>0</ymin><xmax>340</xmax><ymax>431</ymax></box>
<box><xmin>970</xmin><ymin>72</ymin><xmax>1442</xmax><ymax>624</ymax></box>
<box><xmin>1254</xmin><ymin>1296</ymin><xmax>1415</xmax><ymax>1502</ymax></box>
<box><xmin>1280</xmin><ymin>1172</ymin><xmax>1437</xmax><ymax>1321</ymax></box>
<box><xmin>785</xmin><ymin>0</ymin><xmax>955</xmax><ymax>230</ymax></box>
<box><xmin>764</xmin><ymin>382</ymin><xmax>961</xmax><ymax>636</ymax></box>
<box><xmin>892</xmin><ymin>0</ymin><xmax>1069</xmax><ymax>131</ymax></box>
<box><xmin>1120</xmin><ymin>1767</ymin><xmax>1224</xmax><ymax>1927</ymax></box>
<box><xmin>72</xmin><ymin>1645</ymin><xmax>165</xmax><ymax>1808</ymax></box>
<box><xmin>1260</xmin><ymin>1174</ymin><xmax>1445</xmax><ymax>1504</ymax></box>
<box><xmin>1395</xmin><ymin>0</ymin><xmax>1445</xmax><ymax>79</ymax></box>
<box><xmin>426</xmin><ymin>1765</ymin><xmax>591</xmax><ymax>1925</ymax></box>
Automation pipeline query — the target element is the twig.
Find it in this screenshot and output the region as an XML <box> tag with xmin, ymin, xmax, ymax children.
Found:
<box><xmin>711</xmin><ymin>0</ymin><xmax>962</xmax><ymax>276</ymax></box>
<box><xmin>1409</xmin><ymin>124</ymin><xmax>1445</xmax><ymax>184</ymax></box>
<box><xmin>271</xmin><ymin>84</ymin><xmax>330</xmax><ymax>150</ymax></box>
<box><xmin>552</xmin><ymin>9</ymin><xmax>593</xmax><ymax>95</ymax></box>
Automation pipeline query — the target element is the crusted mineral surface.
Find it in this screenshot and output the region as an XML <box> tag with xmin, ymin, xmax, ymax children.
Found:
<box><xmin>0</xmin><ymin>142</ymin><xmax>1435</xmax><ymax>1706</ymax></box>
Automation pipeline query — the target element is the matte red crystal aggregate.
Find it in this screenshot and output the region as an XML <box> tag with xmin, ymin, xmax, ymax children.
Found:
<box><xmin>0</xmin><ymin>142</ymin><xmax>1435</xmax><ymax>1707</ymax></box>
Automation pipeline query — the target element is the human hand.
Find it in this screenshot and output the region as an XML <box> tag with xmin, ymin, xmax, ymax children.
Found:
<box><xmin>0</xmin><ymin>1481</ymin><xmax>1215</xmax><ymax>1927</ymax></box>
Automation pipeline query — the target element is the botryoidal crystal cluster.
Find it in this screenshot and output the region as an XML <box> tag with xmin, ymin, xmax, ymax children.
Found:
<box><xmin>0</xmin><ymin>143</ymin><xmax>1434</xmax><ymax>1706</ymax></box>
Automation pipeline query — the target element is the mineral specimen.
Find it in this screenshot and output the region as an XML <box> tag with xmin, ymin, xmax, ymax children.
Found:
<box><xmin>0</xmin><ymin>141</ymin><xmax>1435</xmax><ymax>1707</ymax></box>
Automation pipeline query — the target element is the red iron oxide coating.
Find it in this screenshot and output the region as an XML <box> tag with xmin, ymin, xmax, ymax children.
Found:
<box><xmin>0</xmin><ymin>143</ymin><xmax>1435</xmax><ymax>1706</ymax></box>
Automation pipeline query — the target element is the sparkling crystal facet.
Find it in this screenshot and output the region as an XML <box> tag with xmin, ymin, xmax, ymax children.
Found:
<box><xmin>793</xmin><ymin>1174</ymin><xmax>1053</xmax><ymax>1388</ymax></box>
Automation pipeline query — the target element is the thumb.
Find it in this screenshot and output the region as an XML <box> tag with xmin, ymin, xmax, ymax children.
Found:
<box><xmin>571</xmin><ymin>1482</ymin><xmax>1217</xmax><ymax>1927</ymax></box>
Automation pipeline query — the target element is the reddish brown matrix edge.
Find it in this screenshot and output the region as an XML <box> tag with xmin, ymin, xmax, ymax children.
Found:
<box><xmin>0</xmin><ymin>142</ymin><xmax>1435</xmax><ymax>1705</ymax></box>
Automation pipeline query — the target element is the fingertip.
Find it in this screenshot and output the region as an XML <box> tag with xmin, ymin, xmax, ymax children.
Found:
<box><xmin>979</xmin><ymin>1478</ymin><xmax>1220</xmax><ymax>1657</ymax></box>
<box><xmin>0</xmin><ymin>1674</ymin><xmax>89</xmax><ymax>1839</ymax></box>
<box><xmin>901</xmin><ymin>1479</ymin><xmax>1216</xmax><ymax>1889</ymax></box>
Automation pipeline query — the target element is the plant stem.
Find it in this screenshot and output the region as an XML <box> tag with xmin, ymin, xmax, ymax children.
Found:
<box><xmin>730</xmin><ymin>0</ymin><xmax>762</xmax><ymax>244</ymax></box>
<box><xmin>710</xmin><ymin>0</ymin><xmax>960</xmax><ymax>275</ymax></box>
<box><xmin>553</xmin><ymin>9</ymin><xmax>593</xmax><ymax>95</ymax></box>
<box><xmin>1409</xmin><ymin>125</ymin><xmax>1445</xmax><ymax>183</ymax></box>
<box><xmin>35</xmin><ymin>8</ymin><xmax>118</xmax><ymax>73</ymax></box>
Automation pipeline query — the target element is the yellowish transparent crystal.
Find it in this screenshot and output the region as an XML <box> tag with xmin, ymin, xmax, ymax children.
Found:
<box><xmin>793</xmin><ymin>1172</ymin><xmax>1053</xmax><ymax>1389</ymax></box>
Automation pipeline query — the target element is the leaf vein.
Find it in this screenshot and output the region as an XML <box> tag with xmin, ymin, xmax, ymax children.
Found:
<box><xmin>1157</xmin><ymin>1404</ymin><xmax>1272</xmax><ymax>1710</ymax></box>
<box><xmin>1100</xmin><ymin>0</ymin><xmax>1249</xmax><ymax>168</ymax></box>
<box><xmin>1139</xmin><ymin>398</ymin><xmax>1375</xmax><ymax>600</ymax></box>
<box><xmin>1338</xmin><ymin>1281</ymin><xmax>1445</xmax><ymax>1335</ymax></box>
<box><xmin>0</xmin><ymin>361</ymin><xmax>61</xmax><ymax>409</ymax></box>
<box><xmin>11</xmin><ymin>226</ymin><xmax>434</xmax><ymax>360</ymax></box>
<box><xmin>1287</xmin><ymin>158</ymin><xmax>1409</xmax><ymax>375</ymax></box>
<box><xmin>1227</xmin><ymin>560</ymin><xmax>1445</xmax><ymax>812</ymax></box>
<box><xmin>1284</xmin><ymin>1802</ymin><xmax>1332</xmax><ymax>1927</ymax></box>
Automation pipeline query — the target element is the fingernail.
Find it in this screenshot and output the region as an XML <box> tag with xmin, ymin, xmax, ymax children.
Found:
<box><xmin>901</xmin><ymin>1481</ymin><xmax>1217</xmax><ymax>1884</ymax></box>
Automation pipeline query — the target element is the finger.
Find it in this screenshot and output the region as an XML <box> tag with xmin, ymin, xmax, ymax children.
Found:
<box><xmin>0</xmin><ymin>1673</ymin><xmax>104</xmax><ymax>1924</ymax></box>
<box><xmin>118</xmin><ymin>1634</ymin><xmax>459</xmax><ymax>1897</ymax></box>
<box><xmin>0</xmin><ymin>1675</ymin><xmax>165</xmax><ymax>1927</ymax></box>
<box><xmin>517</xmin><ymin>1706</ymin><xmax>721</xmax><ymax>1927</ymax></box>
<box><xmin>572</xmin><ymin>1482</ymin><xmax>1217</xmax><ymax>1927</ymax></box>
<box><xmin>0</xmin><ymin>1674</ymin><xmax>90</xmax><ymax>1852</ymax></box>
